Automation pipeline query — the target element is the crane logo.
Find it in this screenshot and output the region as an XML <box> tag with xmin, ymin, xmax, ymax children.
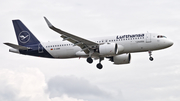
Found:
<box><xmin>18</xmin><ymin>31</ymin><xmax>30</xmax><ymax>43</ymax></box>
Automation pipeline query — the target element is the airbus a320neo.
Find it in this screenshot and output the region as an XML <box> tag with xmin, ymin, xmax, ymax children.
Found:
<box><xmin>4</xmin><ymin>17</ymin><xmax>173</xmax><ymax>69</ymax></box>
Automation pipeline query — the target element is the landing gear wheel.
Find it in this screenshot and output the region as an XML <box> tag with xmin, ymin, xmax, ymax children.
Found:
<box><xmin>148</xmin><ymin>51</ymin><xmax>154</xmax><ymax>61</ymax></box>
<box><xmin>87</xmin><ymin>57</ymin><xmax>93</xmax><ymax>63</ymax></box>
<box><xmin>96</xmin><ymin>63</ymin><xmax>103</xmax><ymax>69</ymax></box>
<box><xmin>149</xmin><ymin>57</ymin><xmax>153</xmax><ymax>61</ymax></box>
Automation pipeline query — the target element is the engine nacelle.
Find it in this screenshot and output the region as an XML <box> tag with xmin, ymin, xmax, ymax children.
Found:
<box><xmin>117</xmin><ymin>45</ymin><xmax>124</xmax><ymax>54</ymax></box>
<box><xmin>99</xmin><ymin>43</ymin><xmax>118</xmax><ymax>56</ymax></box>
<box><xmin>109</xmin><ymin>53</ymin><xmax>131</xmax><ymax>64</ymax></box>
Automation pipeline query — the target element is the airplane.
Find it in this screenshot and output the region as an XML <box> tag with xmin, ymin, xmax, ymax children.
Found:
<box><xmin>4</xmin><ymin>17</ymin><xmax>173</xmax><ymax>69</ymax></box>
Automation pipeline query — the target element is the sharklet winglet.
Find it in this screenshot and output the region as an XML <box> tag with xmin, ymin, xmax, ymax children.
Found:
<box><xmin>44</xmin><ymin>17</ymin><xmax>54</xmax><ymax>28</ymax></box>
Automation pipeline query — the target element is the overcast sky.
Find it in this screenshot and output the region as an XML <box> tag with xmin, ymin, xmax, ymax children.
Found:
<box><xmin>0</xmin><ymin>0</ymin><xmax>180</xmax><ymax>101</ymax></box>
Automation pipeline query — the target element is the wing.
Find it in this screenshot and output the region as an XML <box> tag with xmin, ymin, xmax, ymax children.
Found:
<box><xmin>44</xmin><ymin>17</ymin><xmax>98</xmax><ymax>54</ymax></box>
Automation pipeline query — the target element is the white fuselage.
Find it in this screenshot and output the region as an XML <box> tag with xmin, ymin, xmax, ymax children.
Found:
<box><xmin>41</xmin><ymin>33</ymin><xmax>173</xmax><ymax>58</ymax></box>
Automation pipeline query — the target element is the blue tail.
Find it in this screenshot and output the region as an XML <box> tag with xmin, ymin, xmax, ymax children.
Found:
<box><xmin>13</xmin><ymin>20</ymin><xmax>40</xmax><ymax>46</ymax></box>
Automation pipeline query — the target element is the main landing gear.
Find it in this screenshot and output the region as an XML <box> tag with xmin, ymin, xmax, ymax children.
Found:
<box><xmin>86</xmin><ymin>49</ymin><xmax>104</xmax><ymax>69</ymax></box>
<box><xmin>86</xmin><ymin>57</ymin><xmax>104</xmax><ymax>69</ymax></box>
<box><xmin>87</xmin><ymin>57</ymin><xmax>93</xmax><ymax>63</ymax></box>
<box><xmin>87</xmin><ymin>50</ymin><xmax>94</xmax><ymax>64</ymax></box>
<box><xmin>148</xmin><ymin>51</ymin><xmax>154</xmax><ymax>61</ymax></box>
<box><xmin>96</xmin><ymin>57</ymin><xmax>104</xmax><ymax>69</ymax></box>
<box><xmin>97</xmin><ymin>63</ymin><xmax>103</xmax><ymax>69</ymax></box>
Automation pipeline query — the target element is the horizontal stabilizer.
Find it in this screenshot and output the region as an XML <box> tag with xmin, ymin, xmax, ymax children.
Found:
<box><xmin>4</xmin><ymin>43</ymin><xmax>30</xmax><ymax>50</ymax></box>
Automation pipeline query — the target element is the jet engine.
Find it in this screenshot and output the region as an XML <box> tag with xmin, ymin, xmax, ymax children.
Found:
<box><xmin>108</xmin><ymin>53</ymin><xmax>131</xmax><ymax>64</ymax></box>
<box><xmin>99</xmin><ymin>43</ymin><xmax>118</xmax><ymax>56</ymax></box>
<box><xmin>99</xmin><ymin>43</ymin><xmax>124</xmax><ymax>56</ymax></box>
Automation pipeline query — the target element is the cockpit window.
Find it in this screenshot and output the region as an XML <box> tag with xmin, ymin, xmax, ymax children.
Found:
<box><xmin>157</xmin><ymin>35</ymin><xmax>166</xmax><ymax>38</ymax></box>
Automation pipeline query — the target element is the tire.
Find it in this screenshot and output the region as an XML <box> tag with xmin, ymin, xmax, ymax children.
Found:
<box><xmin>96</xmin><ymin>63</ymin><xmax>103</xmax><ymax>69</ymax></box>
<box><xmin>149</xmin><ymin>57</ymin><xmax>154</xmax><ymax>61</ymax></box>
<box><xmin>87</xmin><ymin>57</ymin><xmax>93</xmax><ymax>63</ymax></box>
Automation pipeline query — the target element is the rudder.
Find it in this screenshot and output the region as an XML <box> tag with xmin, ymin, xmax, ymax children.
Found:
<box><xmin>13</xmin><ymin>20</ymin><xmax>40</xmax><ymax>46</ymax></box>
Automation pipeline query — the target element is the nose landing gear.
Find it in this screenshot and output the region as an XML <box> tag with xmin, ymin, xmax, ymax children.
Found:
<box><xmin>149</xmin><ymin>57</ymin><xmax>154</xmax><ymax>61</ymax></box>
<box><xmin>148</xmin><ymin>51</ymin><xmax>154</xmax><ymax>61</ymax></box>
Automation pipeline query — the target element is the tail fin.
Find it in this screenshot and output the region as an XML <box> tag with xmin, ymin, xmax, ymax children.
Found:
<box><xmin>12</xmin><ymin>20</ymin><xmax>40</xmax><ymax>46</ymax></box>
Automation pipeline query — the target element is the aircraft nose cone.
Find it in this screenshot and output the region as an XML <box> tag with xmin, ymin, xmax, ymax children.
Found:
<box><xmin>167</xmin><ymin>40</ymin><xmax>173</xmax><ymax>47</ymax></box>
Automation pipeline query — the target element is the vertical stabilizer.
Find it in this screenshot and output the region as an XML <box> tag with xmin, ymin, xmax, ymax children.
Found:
<box><xmin>12</xmin><ymin>20</ymin><xmax>40</xmax><ymax>46</ymax></box>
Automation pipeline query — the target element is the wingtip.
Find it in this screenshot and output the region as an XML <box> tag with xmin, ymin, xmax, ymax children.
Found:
<box><xmin>3</xmin><ymin>43</ymin><xmax>9</xmax><ymax>45</ymax></box>
<box><xmin>44</xmin><ymin>17</ymin><xmax>54</xmax><ymax>28</ymax></box>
